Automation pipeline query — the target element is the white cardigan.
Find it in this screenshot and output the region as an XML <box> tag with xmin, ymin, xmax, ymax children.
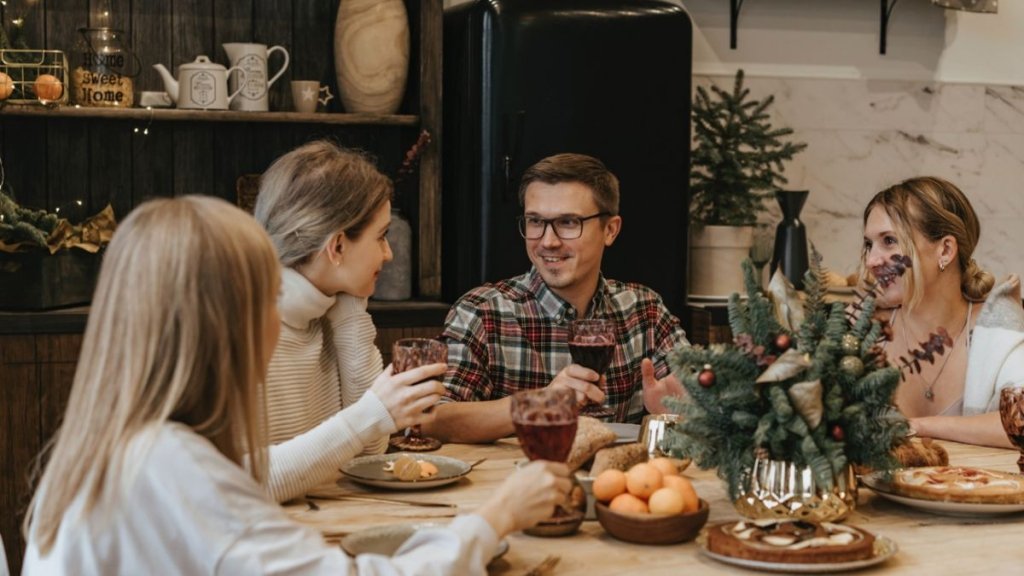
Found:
<box><xmin>24</xmin><ymin>423</ymin><xmax>499</xmax><ymax>575</ymax></box>
<box><xmin>964</xmin><ymin>274</ymin><xmax>1024</xmax><ymax>415</ymax></box>
<box><xmin>264</xmin><ymin>268</ymin><xmax>395</xmax><ymax>502</ymax></box>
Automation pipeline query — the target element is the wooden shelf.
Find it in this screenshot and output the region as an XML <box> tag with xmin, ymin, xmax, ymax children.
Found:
<box><xmin>0</xmin><ymin>104</ymin><xmax>419</xmax><ymax>126</ymax></box>
<box><xmin>0</xmin><ymin>299</ymin><xmax>451</xmax><ymax>335</ymax></box>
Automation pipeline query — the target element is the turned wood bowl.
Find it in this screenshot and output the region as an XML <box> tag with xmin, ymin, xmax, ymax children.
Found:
<box><xmin>596</xmin><ymin>498</ymin><xmax>710</xmax><ymax>545</ymax></box>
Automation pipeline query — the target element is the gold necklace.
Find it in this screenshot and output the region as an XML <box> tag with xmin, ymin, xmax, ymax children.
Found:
<box><xmin>898</xmin><ymin>302</ymin><xmax>972</xmax><ymax>401</ymax></box>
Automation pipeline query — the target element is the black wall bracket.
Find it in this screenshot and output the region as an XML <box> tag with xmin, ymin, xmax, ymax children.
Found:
<box><xmin>730</xmin><ymin>0</ymin><xmax>746</xmax><ymax>50</ymax></box>
<box><xmin>880</xmin><ymin>0</ymin><xmax>900</xmax><ymax>54</ymax></box>
<box><xmin>729</xmin><ymin>0</ymin><xmax>901</xmax><ymax>55</ymax></box>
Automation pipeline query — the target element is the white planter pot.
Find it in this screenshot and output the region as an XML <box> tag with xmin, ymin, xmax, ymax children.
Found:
<box><xmin>689</xmin><ymin>225</ymin><xmax>754</xmax><ymax>298</ymax></box>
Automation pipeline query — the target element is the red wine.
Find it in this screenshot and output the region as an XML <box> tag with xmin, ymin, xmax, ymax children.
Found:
<box><xmin>568</xmin><ymin>341</ymin><xmax>614</xmax><ymax>374</ymax></box>
<box><xmin>513</xmin><ymin>420</ymin><xmax>578</xmax><ymax>461</ymax></box>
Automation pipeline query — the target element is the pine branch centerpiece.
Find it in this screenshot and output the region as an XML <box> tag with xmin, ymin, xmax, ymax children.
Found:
<box><xmin>664</xmin><ymin>253</ymin><xmax>945</xmax><ymax>521</ymax></box>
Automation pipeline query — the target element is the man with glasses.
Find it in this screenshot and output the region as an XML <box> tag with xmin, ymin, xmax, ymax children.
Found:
<box><xmin>422</xmin><ymin>153</ymin><xmax>689</xmax><ymax>443</ymax></box>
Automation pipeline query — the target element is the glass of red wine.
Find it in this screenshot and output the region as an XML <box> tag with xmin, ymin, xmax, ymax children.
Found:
<box><xmin>390</xmin><ymin>338</ymin><xmax>447</xmax><ymax>452</ymax></box>
<box><xmin>568</xmin><ymin>318</ymin><xmax>617</xmax><ymax>419</ymax></box>
<box><xmin>999</xmin><ymin>387</ymin><xmax>1024</xmax><ymax>473</ymax></box>
<box><xmin>510</xmin><ymin>387</ymin><xmax>584</xmax><ymax>536</ymax></box>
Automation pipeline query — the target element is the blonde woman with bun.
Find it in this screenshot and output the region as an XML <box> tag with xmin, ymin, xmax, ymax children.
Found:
<box><xmin>22</xmin><ymin>196</ymin><xmax>570</xmax><ymax>575</ymax></box>
<box><xmin>254</xmin><ymin>140</ymin><xmax>443</xmax><ymax>503</ymax></box>
<box><xmin>862</xmin><ymin>176</ymin><xmax>1023</xmax><ymax>448</ymax></box>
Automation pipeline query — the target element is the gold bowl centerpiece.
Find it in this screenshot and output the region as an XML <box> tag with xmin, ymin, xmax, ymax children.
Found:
<box><xmin>664</xmin><ymin>254</ymin><xmax>950</xmax><ymax>522</ymax></box>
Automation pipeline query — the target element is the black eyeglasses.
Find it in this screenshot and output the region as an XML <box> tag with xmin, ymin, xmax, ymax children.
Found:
<box><xmin>517</xmin><ymin>212</ymin><xmax>610</xmax><ymax>240</ymax></box>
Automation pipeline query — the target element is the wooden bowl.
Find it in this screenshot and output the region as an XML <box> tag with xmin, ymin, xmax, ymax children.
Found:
<box><xmin>596</xmin><ymin>499</ymin><xmax>709</xmax><ymax>545</ymax></box>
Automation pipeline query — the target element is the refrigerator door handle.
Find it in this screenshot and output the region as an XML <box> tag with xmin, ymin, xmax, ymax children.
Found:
<box><xmin>502</xmin><ymin>110</ymin><xmax>526</xmax><ymax>201</ymax></box>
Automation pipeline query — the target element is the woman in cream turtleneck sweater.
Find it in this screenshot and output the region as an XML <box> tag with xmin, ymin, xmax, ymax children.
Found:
<box><xmin>254</xmin><ymin>141</ymin><xmax>445</xmax><ymax>502</ymax></box>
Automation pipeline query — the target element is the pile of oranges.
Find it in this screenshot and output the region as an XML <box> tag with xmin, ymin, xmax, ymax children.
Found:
<box><xmin>592</xmin><ymin>457</ymin><xmax>700</xmax><ymax>516</ymax></box>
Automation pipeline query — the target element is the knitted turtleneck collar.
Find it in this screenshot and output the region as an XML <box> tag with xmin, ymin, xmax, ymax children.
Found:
<box><xmin>278</xmin><ymin>267</ymin><xmax>335</xmax><ymax>330</ymax></box>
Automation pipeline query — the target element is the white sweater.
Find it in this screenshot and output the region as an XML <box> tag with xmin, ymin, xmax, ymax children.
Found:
<box><xmin>24</xmin><ymin>423</ymin><xmax>500</xmax><ymax>575</ymax></box>
<box><xmin>264</xmin><ymin>268</ymin><xmax>395</xmax><ymax>502</ymax></box>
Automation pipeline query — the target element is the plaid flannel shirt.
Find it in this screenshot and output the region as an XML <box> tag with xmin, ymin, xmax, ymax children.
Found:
<box><xmin>440</xmin><ymin>268</ymin><xmax>689</xmax><ymax>422</ymax></box>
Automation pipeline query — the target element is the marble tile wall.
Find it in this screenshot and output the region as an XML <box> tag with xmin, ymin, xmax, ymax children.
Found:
<box><xmin>695</xmin><ymin>75</ymin><xmax>1024</xmax><ymax>281</ymax></box>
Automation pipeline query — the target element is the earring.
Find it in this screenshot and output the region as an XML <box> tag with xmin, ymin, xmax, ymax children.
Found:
<box><xmin>939</xmin><ymin>260</ymin><xmax>947</xmax><ymax>272</ymax></box>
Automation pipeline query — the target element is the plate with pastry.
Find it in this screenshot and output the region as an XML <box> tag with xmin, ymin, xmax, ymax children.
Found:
<box><xmin>697</xmin><ymin>519</ymin><xmax>897</xmax><ymax>573</ymax></box>
<box><xmin>861</xmin><ymin>466</ymin><xmax>1024</xmax><ymax>516</ymax></box>
<box><xmin>341</xmin><ymin>453</ymin><xmax>471</xmax><ymax>490</ymax></box>
<box><xmin>341</xmin><ymin>522</ymin><xmax>509</xmax><ymax>564</ymax></box>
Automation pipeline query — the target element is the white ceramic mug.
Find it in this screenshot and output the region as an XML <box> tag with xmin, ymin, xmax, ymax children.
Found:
<box><xmin>291</xmin><ymin>80</ymin><xmax>334</xmax><ymax>113</ymax></box>
<box><xmin>222</xmin><ymin>42</ymin><xmax>290</xmax><ymax>111</ymax></box>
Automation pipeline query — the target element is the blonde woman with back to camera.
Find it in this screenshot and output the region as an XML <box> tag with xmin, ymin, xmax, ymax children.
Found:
<box><xmin>863</xmin><ymin>176</ymin><xmax>1024</xmax><ymax>448</ymax></box>
<box><xmin>254</xmin><ymin>140</ymin><xmax>442</xmax><ymax>502</ymax></box>
<box><xmin>22</xmin><ymin>196</ymin><xmax>570</xmax><ymax>575</ymax></box>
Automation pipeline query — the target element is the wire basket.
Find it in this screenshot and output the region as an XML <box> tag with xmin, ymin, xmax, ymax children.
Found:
<box><xmin>0</xmin><ymin>49</ymin><xmax>70</xmax><ymax>105</ymax></box>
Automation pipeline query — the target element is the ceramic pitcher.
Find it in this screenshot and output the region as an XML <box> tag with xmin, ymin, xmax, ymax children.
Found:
<box><xmin>222</xmin><ymin>42</ymin><xmax>290</xmax><ymax>111</ymax></box>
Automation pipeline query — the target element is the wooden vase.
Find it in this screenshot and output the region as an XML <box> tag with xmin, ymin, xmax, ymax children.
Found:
<box><xmin>334</xmin><ymin>0</ymin><xmax>410</xmax><ymax>114</ymax></box>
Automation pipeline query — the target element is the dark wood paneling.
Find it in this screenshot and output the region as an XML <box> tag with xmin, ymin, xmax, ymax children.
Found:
<box><xmin>0</xmin><ymin>335</ymin><xmax>39</xmax><ymax>573</ymax></box>
<box><xmin>292</xmin><ymin>0</ymin><xmax>333</xmax><ymax>112</ymax></box>
<box><xmin>131</xmin><ymin>2</ymin><xmax>175</xmax><ymax>202</ymax></box>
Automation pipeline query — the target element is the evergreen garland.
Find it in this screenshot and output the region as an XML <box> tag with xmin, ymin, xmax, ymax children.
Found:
<box><xmin>664</xmin><ymin>257</ymin><xmax>911</xmax><ymax>500</ymax></box>
<box><xmin>690</xmin><ymin>69</ymin><xmax>808</xmax><ymax>226</ymax></box>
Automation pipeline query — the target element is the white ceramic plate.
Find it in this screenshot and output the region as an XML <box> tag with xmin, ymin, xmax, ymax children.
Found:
<box><xmin>341</xmin><ymin>522</ymin><xmax>509</xmax><ymax>563</ymax></box>
<box><xmin>341</xmin><ymin>453</ymin><xmax>471</xmax><ymax>490</ymax></box>
<box><xmin>861</xmin><ymin>473</ymin><xmax>1024</xmax><ymax>516</ymax></box>
<box><xmin>697</xmin><ymin>533</ymin><xmax>898</xmax><ymax>573</ymax></box>
<box><xmin>605</xmin><ymin>422</ymin><xmax>641</xmax><ymax>444</ymax></box>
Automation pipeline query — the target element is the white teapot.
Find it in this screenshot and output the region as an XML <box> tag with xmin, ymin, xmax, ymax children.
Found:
<box><xmin>152</xmin><ymin>55</ymin><xmax>245</xmax><ymax>110</ymax></box>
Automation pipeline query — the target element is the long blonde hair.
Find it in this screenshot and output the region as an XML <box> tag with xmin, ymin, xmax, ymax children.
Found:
<box><xmin>254</xmin><ymin>140</ymin><xmax>393</xmax><ymax>267</ymax></box>
<box><xmin>23</xmin><ymin>196</ymin><xmax>280</xmax><ymax>554</ymax></box>
<box><xmin>862</xmin><ymin>176</ymin><xmax>994</xmax><ymax>308</ymax></box>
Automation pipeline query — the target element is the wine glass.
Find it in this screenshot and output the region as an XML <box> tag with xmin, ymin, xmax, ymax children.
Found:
<box><xmin>390</xmin><ymin>338</ymin><xmax>447</xmax><ymax>451</ymax></box>
<box><xmin>999</xmin><ymin>387</ymin><xmax>1024</xmax><ymax>473</ymax></box>
<box><xmin>510</xmin><ymin>387</ymin><xmax>583</xmax><ymax>536</ymax></box>
<box><xmin>568</xmin><ymin>319</ymin><xmax>617</xmax><ymax>419</ymax></box>
<box><xmin>749</xmin><ymin>223</ymin><xmax>775</xmax><ymax>290</ymax></box>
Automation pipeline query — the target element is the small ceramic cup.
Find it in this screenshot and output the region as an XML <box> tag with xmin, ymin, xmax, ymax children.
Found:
<box><xmin>291</xmin><ymin>80</ymin><xmax>334</xmax><ymax>113</ymax></box>
<box><xmin>640</xmin><ymin>413</ymin><xmax>682</xmax><ymax>458</ymax></box>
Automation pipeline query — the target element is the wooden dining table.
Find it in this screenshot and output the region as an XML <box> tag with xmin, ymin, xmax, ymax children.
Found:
<box><xmin>285</xmin><ymin>438</ymin><xmax>1024</xmax><ymax>574</ymax></box>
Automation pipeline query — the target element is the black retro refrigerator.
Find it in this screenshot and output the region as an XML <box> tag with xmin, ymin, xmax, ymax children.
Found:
<box><xmin>441</xmin><ymin>0</ymin><xmax>692</xmax><ymax>316</ymax></box>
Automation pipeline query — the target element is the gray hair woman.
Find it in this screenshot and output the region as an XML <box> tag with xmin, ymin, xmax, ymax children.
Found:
<box><xmin>254</xmin><ymin>140</ymin><xmax>443</xmax><ymax>502</ymax></box>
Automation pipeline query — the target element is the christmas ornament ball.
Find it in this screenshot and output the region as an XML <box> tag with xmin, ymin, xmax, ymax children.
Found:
<box><xmin>839</xmin><ymin>355</ymin><xmax>865</xmax><ymax>377</ymax></box>
<box><xmin>34</xmin><ymin>74</ymin><xmax>63</xmax><ymax>102</ymax></box>
<box><xmin>698</xmin><ymin>366</ymin><xmax>716</xmax><ymax>388</ymax></box>
<box><xmin>841</xmin><ymin>334</ymin><xmax>861</xmax><ymax>355</ymax></box>
<box><xmin>0</xmin><ymin>72</ymin><xmax>13</xmax><ymax>100</ymax></box>
<box><xmin>774</xmin><ymin>333</ymin><xmax>792</xmax><ymax>351</ymax></box>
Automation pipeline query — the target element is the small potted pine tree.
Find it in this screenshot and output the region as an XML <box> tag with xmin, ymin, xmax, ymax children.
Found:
<box><xmin>689</xmin><ymin>69</ymin><xmax>806</xmax><ymax>297</ymax></box>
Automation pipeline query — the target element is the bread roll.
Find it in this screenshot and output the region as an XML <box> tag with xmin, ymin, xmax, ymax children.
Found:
<box><xmin>590</xmin><ymin>443</ymin><xmax>648</xmax><ymax>476</ymax></box>
<box><xmin>565</xmin><ymin>416</ymin><xmax>617</xmax><ymax>471</ymax></box>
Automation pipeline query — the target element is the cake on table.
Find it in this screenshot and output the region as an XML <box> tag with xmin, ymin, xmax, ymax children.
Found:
<box><xmin>705</xmin><ymin>519</ymin><xmax>876</xmax><ymax>564</ymax></box>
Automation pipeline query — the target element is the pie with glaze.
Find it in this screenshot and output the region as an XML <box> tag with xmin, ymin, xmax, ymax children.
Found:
<box><xmin>888</xmin><ymin>466</ymin><xmax>1024</xmax><ymax>503</ymax></box>
<box><xmin>705</xmin><ymin>519</ymin><xmax>876</xmax><ymax>564</ymax></box>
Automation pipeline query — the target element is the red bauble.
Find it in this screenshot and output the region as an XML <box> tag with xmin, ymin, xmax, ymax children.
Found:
<box><xmin>698</xmin><ymin>366</ymin><xmax>716</xmax><ymax>388</ymax></box>
<box><xmin>831</xmin><ymin>424</ymin><xmax>845</xmax><ymax>441</ymax></box>
<box><xmin>775</xmin><ymin>333</ymin><xmax>792</xmax><ymax>351</ymax></box>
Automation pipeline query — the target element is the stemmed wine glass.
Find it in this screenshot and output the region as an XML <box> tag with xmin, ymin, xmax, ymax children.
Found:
<box><xmin>568</xmin><ymin>319</ymin><xmax>617</xmax><ymax>419</ymax></box>
<box><xmin>749</xmin><ymin>223</ymin><xmax>775</xmax><ymax>290</ymax></box>
<box><xmin>389</xmin><ymin>338</ymin><xmax>447</xmax><ymax>451</ymax></box>
<box><xmin>510</xmin><ymin>387</ymin><xmax>582</xmax><ymax>536</ymax></box>
<box><xmin>999</xmin><ymin>387</ymin><xmax>1024</xmax><ymax>473</ymax></box>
